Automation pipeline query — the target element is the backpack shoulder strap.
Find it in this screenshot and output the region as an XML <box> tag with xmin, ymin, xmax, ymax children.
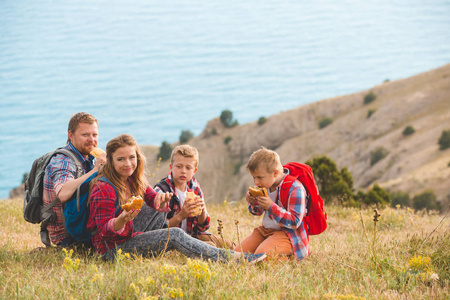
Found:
<box><xmin>279</xmin><ymin>174</ymin><xmax>297</xmax><ymax>208</ymax></box>
<box><xmin>155</xmin><ymin>178</ymin><xmax>172</xmax><ymax>193</ymax></box>
<box><xmin>98</xmin><ymin>176</ymin><xmax>121</xmax><ymax>215</ymax></box>
<box><xmin>54</xmin><ymin>148</ymin><xmax>83</xmax><ymax>178</ymax></box>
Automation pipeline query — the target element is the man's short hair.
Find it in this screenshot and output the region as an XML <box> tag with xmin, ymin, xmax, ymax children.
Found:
<box><xmin>67</xmin><ymin>112</ymin><xmax>98</xmax><ymax>143</ymax></box>
<box><xmin>247</xmin><ymin>147</ymin><xmax>282</xmax><ymax>173</ymax></box>
<box><xmin>170</xmin><ymin>145</ymin><xmax>199</xmax><ymax>167</ymax></box>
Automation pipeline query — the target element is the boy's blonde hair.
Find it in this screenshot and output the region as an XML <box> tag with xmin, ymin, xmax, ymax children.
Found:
<box><xmin>247</xmin><ymin>147</ymin><xmax>283</xmax><ymax>173</ymax></box>
<box><xmin>170</xmin><ymin>145</ymin><xmax>199</xmax><ymax>167</ymax></box>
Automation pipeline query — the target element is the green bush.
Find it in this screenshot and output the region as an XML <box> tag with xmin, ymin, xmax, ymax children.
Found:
<box><xmin>364</xmin><ymin>91</ymin><xmax>377</xmax><ymax>104</ymax></box>
<box><xmin>390</xmin><ymin>191</ymin><xmax>411</xmax><ymax>208</ymax></box>
<box><xmin>438</xmin><ymin>129</ymin><xmax>450</xmax><ymax>150</ymax></box>
<box><xmin>318</xmin><ymin>117</ymin><xmax>333</xmax><ymax>129</ymax></box>
<box><xmin>305</xmin><ymin>156</ymin><xmax>354</xmax><ymax>205</ymax></box>
<box><xmin>220</xmin><ymin>110</ymin><xmax>238</xmax><ymax>128</ymax></box>
<box><xmin>402</xmin><ymin>125</ymin><xmax>415</xmax><ymax>136</ymax></box>
<box><xmin>360</xmin><ymin>184</ymin><xmax>390</xmax><ymax>208</ymax></box>
<box><xmin>367</xmin><ymin>109</ymin><xmax>376</xmax><ymax>118</ymax></box>
<box><xmin>22</xmin><ymin>172</ymin><xmax>29</xmax><ymax>184</ymax></box>
<box><xmin>224</xmin><ymin>136</ymin><xmax>232</xmax><ymax>145</ymax></box>
<box><xmin>211</xmin><ymin>127</ymin><xmax>217</xmax><ymax>135</ymax></box>
<box><xmin>370</xmin><ymin>147</ymin><xmax>389</xmax><ymax>166</ymax></box>
<box><xmin>412</xmin><ymin>190</ymin><xmax>440</xmax><ymax>212</ymax></box>
<box><xmin>157</xmin><ymin>141</ymin><xmax>172</xmax><ymax>161</ymax></box>
<box><xmin>179</xmin><ymin>130</ymin><xmax>194</xmax><ymax>144</ymax></box>
<box><xmin>257</xmin><ymin>116</ymin><xmax>267</xmax><ymax>126</ymax></box>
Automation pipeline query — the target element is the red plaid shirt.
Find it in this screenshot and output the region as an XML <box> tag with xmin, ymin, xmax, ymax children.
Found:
<box><xmin>154</xmin><ymin>173</ymin><xmax>210</xmax><ymax>236</ymax></box>
<box><xmin>87</xmin><ymin>179</ymin><xmax>169</xmax><ymax>255</ymax></box>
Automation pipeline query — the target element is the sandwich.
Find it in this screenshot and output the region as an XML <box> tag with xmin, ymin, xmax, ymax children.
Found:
<box><xmin>248</xmin><ymin>186</ymin><xmax>268</xmax><ymax>197</ymax></box>
<box><xmin>121</xmin><ymin>195</ymin><xmax>144</xmax><ymax>212</ymax></box>
<box><xmin>90</xmin><ymin>147</ymin><xmax>106</xmax><ymax>158</ymax></box>
<box><xmin>186</xmin><ymin>192</ymin><xmax>202</xmax><ymax>217</ymax></box>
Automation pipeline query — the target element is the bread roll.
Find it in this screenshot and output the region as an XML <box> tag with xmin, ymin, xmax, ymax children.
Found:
<box><xmin>121</xmin><ymin>195</ymin><xmax>144</xmax><ymax>212</ymax></box>
<box><xmin>90</xmin><ymin>147</ymin><xmax>106</xmax><ymax>158</ymax></box>
<box><xmin>248</xmin><ymin>186</ymin><xmax>268</xmax><ymax>197</ymax></box>
<box><xmin>186</xmin><ymin>192</ymin><xmax>202</xmax><ymax>217</ymax></box>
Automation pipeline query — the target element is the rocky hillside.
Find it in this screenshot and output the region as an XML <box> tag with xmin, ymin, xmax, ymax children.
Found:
<box><xmin>9</xmin><ymin>65</ymin><xmax>450</xmax><ymax>205</ymax></box>
<box><xmin>142</xmin><ymin>64</ymin><xmax>450</xmax><ymax>204</ymax></box>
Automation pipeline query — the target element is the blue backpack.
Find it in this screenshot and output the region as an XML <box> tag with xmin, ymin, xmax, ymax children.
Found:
<box><xmin>63</xmin><ymin>172</ymin><xmax>120</xmax><ymax>243</ymax></box>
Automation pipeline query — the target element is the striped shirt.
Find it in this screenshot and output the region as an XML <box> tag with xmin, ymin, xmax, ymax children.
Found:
<box><xmin>42</xmin><ymin>143</ymin><xmax>95</xmax><ymax>245</ymax></box>
<box><xmin>248</xmin><ymin>174</ymin><xmax>310</xmax><ymax>260</ymax></box>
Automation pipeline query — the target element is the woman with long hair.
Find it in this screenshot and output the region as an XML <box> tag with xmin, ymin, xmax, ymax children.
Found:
<box><xmin>87</xmin><ymin>134</ymin><xmax>266</xmax><ymax>263</ymax></box>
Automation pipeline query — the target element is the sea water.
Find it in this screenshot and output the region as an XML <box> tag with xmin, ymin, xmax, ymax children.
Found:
<box><xmin>1</xmin><ymin>0</ymin><xmax>449</xmax><ymax>198</ymax></box>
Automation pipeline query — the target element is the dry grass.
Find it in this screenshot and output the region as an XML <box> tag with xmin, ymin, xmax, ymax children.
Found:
<box><xmin>1</xmin><ymin>197</ymin><xmax>449</xmax><ymax>299</ymax></box>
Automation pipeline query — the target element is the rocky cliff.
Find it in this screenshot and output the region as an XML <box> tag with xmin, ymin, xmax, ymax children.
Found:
<box><xmin>143</xmin><ymin>64</ymin><xmax>450</xmax><ymax>204</ymax></box>
<box><xmin>10</xmin><ymin>65</ymin><xmax>450</xmax><ymax>204</ymax></box>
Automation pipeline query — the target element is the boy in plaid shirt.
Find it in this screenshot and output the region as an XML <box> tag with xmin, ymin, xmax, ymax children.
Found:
<box><xmin>234</xmin><ymin>147</ymin><xmax>310</xmax><ymax>260</ymax></box>
<box><xmin>155</xmin><ymin>145</ymin><xmax>235</xmax><ymax>249</ymax></box>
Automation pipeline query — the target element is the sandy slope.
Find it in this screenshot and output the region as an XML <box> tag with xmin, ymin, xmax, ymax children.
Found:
<box><xmin>142</xmin><ymin>64</ymin><xmax>450</xmax><ymax>204</ymax></box>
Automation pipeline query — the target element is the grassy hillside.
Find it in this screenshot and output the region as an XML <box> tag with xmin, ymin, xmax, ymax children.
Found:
<box><xmin>143</xmin><ymin>64</ymin><xmax>450</xmax><ymax>204</ymax></box>
<box><xmin>2</xmin><ymin>197</ymin><xmax>449</xmax><ymax>299</ymax></box>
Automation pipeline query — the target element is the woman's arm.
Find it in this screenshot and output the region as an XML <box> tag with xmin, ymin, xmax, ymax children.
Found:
<box><xmin>90</xmin><ymin>182</ymin><xmax>134</xmax><ymax>238</ymax></box>
<box><xmin>144</xmin><ymin>186</ymin><xmax>172</xmax><ymax>211</ymax></box>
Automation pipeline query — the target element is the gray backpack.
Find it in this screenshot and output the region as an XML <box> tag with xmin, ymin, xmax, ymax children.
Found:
<box><xmin>23</xmin><ymin>148</ymin><xmax>83</xmax><ymax>246</ymax></box>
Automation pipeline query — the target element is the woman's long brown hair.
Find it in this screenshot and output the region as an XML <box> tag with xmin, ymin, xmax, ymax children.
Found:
<box><xmin>89</xmin><ymin>134</ymin><xmax>147</xmax><ymax>205</ymax></box>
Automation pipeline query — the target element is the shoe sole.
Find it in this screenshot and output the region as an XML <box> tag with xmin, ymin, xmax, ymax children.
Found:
<box><xmin>250</xmin><ymin>253</ymin><xmax>267</xmax><ymax>264</ymax></box>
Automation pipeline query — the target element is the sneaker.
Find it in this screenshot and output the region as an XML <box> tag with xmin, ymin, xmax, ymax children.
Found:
<box><xmin>239</xmin><ymin>252</ymin><xmax>267</xmax><ymax>264</ymax></box>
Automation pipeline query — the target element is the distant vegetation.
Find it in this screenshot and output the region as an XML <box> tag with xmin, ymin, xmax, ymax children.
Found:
<box><xmin>367</xmin><ymin>108</ymin><xmax>376</xmax><ymax>118</ymax></box>
<box><xmin>390</xmin><ymin>191</ymin><xmax>411</xmax><ymax>208</ymax></box>
<box><xmin>306</xmin><ymin>156</ymin><xmax>354</xmax><ymax>206</ymax></box>
<box><xmin>22</xmin><ymin>172</ymin><xmax>29</xmax><ymax>184</ymax></box>
<box><xmin>370</xmin><ymin>147</ymin><xmax>389</xmax><ymax>166</ymax></box>
<box><xmin>157</xmin><ymin>141</ymin><xmax>172</xmax><ymax>161</ymax></box>
<box><xmin>318</xmin><ymin>117</ymin><xmax>333</xmax><ymax>129</ymax></box>
<box><xmin>412</xmin><ymin>190</ymin><xmax>440</xmax><ymax>212</ymax></box>
<box><xmin>220</xmin><ymin>110</ymin><xmax>238</xmax><ymax>128</ymax></box>
<box><xmin>402</xmin><ymin>125</ymin><xmax>415</xmax><ymax>136</ymax></box>
<box><xmin>390</xmin><ymin>189</ymin><xmax>443</xmax><ymax>213</ymax></box>
<box><xmin>307</xmin><ymin>155</ymin><xmax>445</xmax><ymax>212</ymax></box>
<box><xmin>438</xmin><ymin>129</ymin><xmax>450</xmax><ymax>150</ymax></box>
<box><xmin>306</xmin><ymin>156</ymin><xmax>391</xmax><ymax>208</ymax></box>
<box><xmin>364</xmin><ymin>91</ymin><xmax>377</xmax><ymax>104</ymax></box>
<box><xmin>224</xmin><ymin>136</ymin><xmax>232</xmax><ymax>145</ymax></box>
<box><xmin>179</xmin><ymin>130</ymin><xmax>194</xmax><ymax>144</ymax></box>
<box><xmin>257</xmin><ymin>116</ymin><xmax>267</xmax><ymax>126</ymax></box>
<box><xmin>356</xmin><ymin>184</ymin><xmax>390</xmax><ymax>208</ymax></box>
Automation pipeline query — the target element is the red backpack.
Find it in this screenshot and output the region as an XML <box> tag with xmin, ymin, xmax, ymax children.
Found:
<box><xmin>279</xmin><ymin>162</ymin><xmax>327</xmax><ymax>235</ymax></box>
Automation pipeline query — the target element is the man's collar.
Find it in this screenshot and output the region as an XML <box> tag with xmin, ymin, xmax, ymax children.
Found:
<box><xmin>66</xmin><ymin>142</ymin><xmax>94</xmax><ymax>164</ymax></box>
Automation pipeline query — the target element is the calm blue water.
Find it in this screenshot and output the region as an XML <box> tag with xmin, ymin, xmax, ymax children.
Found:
<box><xmin>1</xmin><ymin>1</ymin><xmax>449</xmax><ymax>198</ymax></box>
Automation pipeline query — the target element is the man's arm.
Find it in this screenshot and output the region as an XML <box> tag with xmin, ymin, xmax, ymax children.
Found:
<box><xmin>57</xmin><ymin>154</ymin><xmax>106</xmax><ymax>202</ymax></box>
